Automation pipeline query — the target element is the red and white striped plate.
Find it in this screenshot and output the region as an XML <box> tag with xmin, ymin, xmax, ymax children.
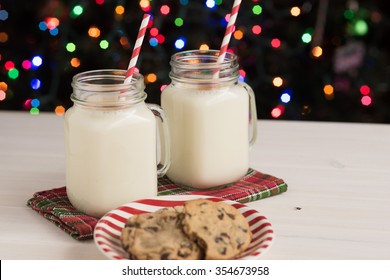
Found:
<box><xmin>93</xmin><ymin>195</ymin><xmax>274</xmax><ymax>260</ymax></box>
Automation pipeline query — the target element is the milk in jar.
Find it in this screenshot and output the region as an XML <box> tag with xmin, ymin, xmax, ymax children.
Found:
<box><xmin>65</xmin><ymin>70</ymin><xmax>170</xmax><ymax>217</ymax></box>
<box><xmin>161</xmin><ymin>50</ymin><xmax>257</xmax><ymax>189</ymax></box>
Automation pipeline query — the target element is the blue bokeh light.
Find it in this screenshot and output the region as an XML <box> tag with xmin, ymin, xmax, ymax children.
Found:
<box><xmin>174</xmin><ymin>37</ymin><xmax>186</xmax><ymax>50</ymax></box>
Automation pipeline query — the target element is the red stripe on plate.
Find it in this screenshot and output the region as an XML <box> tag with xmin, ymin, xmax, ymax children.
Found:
<box><xmin>116</xmin><ymin>205</ymin><xmax>150</xmax><ymax>215</ymax></box>
<box><xmin>241</xmin><ymin>209</ymin><xmax>259</xmax><ymax>218</ymax></box>
<box><xmin>251</xmin><ymin>222</ymin><xmax>272</xmax><ymax>235</ymax></box>
<box><xmin>251</xmin><ymin>229</ymin><xmax>274</xmax><ymax>243</ymax></box>
<box><xmin>99</xmin><ymin>219</ymin><xmax>122</xmax><ymax>232</ymax></box>
<box><xmin>105</xmin><ymin>213</ymin><xmax>128</xmax><ymax>224</ymax></box>
<box><xmin>248</xmin><ymin>215</ymin><xmax>268</xmax><ymax>226</ymax></box>
<box><xmin>95</xmin><ymin>233</ymin><xmax>121</xmax><ymax>247</ymax></box>
<box><xmin>94</xmin><ymin>226</ymin><xmax>120</xmax><ymax>239</ymax></box>
<box><xmin>134</xmin><ymin>198</ymin><xmax>187</xmax><ymax>207</ymax></box>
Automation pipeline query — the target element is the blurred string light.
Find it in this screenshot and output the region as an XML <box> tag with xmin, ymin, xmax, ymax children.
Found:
<box><xmin>70</xmin><ymin>57</ymin><xmax>81</xmax><ymax>68</ymax></box>
<box><xmin>0</xmin><ymin>31</ymin><xmax>8</xmax><ymax>43</ymax></box>
<box><xmin>55</xmin><ymin>105</ymin><xmax>66</xmax><ymax>116</ymax></box>
<box><xmin>360</xmin><ymin>85</ymin><xmax>370</xmax><ymax>95</ymax></box>
<box><xmin>291</xmin><ymin>7</ymin><xmax>301</xmax><ymax>17</ymax></box>
<box><xmin>115</xmin><ymin>5</ymin><xmax>125</xmax><ymax>15</ymax></box>
<box><xmin>22</xmin><ymin>60</ymin><xmax>32</xmax><ymax>70</ymax></box>
<box><xmin>272</xmin><ymin>76</ymin><xmax>283</xmax><ymax>87</ymax></box>
<box><xmin>100</xmin><ymin>40</ymin><xmax>109</xmax><ymax>49</ymax></box>
<box><xmin>88</xmin><ymin>26</ymin><xmax>101</xmax><ymax>38</ymax></box>
<box><xmin>311</xmin><ymin>46</ymin><xmax>323</xmax><ymax>57</ymax></box>
<box><xmin>361</xmin><ymin>95</ymin><xmax>372</xmax><ymax>106</ymax></box>
<box><xmin>175</xmin><ymin>37</ymin><xmax>186</xmax><ymax>50</ymax></box>
<box><xmin>323</xmin><ymin>84</ymin><xmax>334</xmax><ymax>100</ymax></box>
<box><xmin>359</xmin><ymin>85</ymin><xmax>372</xmax><ymax>106</ymax></box>
<box><xmin>0</xmin><ymin>82</ymin><xmax>7</xmax><ymax>101</ymax></box>
<box><xmin>199</xmin><ymin>44</ymin><xmax>209</xmax><ymax>50</ymax></box>
<box><xmin>301</xmin><ymin>32</ymin><xmax>312</xmax><ymax>43</ymax></box>
<box><xmin>252</xmin><ymin>25</ymin><xmax>262</xmax><ymax>35</ymax></box>
<box><xmin>252</xmin><ymin>5</ymin><xmax>262</xmax><ymax>15</ymax></box>
<box><xmin>175</xmin><ymin>18</ymin><xmax>184</xmax><ymax>27</ymax></box>
<box><xmin>354</xmin><ymin>19</ymin><xmax>368</xmax><ymax>36</ymax></box>
<box><xmin>271</xmin><ymin>38</ymin><xmax>281</xmax><ymax>48</ymax></box>
<box><xmin>66</xmin><ymin>42</ymin><xmax>76</xmax><ymax>52</ymax></box>
<box><xmin>233</xmin><ymin>30</ymin><xmax>244</xmax><ymax>40</ymax></box>
<box><xmin>139</xmin><ymin>0</ymin><xmax>152</xmax><ymax>12</ymax></box>
<box><xmin>30</xmin><ymin>78</ymin><xmax>41</xmax><ymax>90</ymax></box>
<box><xmin>239</xmin><ymin>69</ymin><xmax>246</xmax><ymax>82</ymax></box>
<box><xmin>160</xmin><ymin>5</ymin><xmax>170</xmax><ymax>15</ymax></box>
<box><xmin>271</xmin><ymin>105</ymin><xmax>285</xmax><ymax>118</ymax></box>
<box><xmin>206</xmin><ymin>0</ymin><xmax>216</xmax><ymax>9</ymax></box>
<box><xmin>70</xmin><ymin>5</ymin><xmax>84</xmax><ymax>18</ymax></box>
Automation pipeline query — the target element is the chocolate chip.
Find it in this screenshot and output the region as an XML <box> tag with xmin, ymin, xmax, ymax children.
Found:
<box><xmin>177</xmin><ymin>251</ymin><xmax>190</xmax><ymax>258</ymax></box>
<box><xmin>236</xmin><ymin>238</ymin><xmax>244</xmax><ymax>249</ymax></box>
<box><xmin>144</xmin><ymin>226</ymin><xmax>159</xmax><ymax>232</ymax></box>
<box><xmin>239</xmin><ymin>226</ymin><xmax>248</xmax><ymax>233</ymax></box>
<box><xmin>181</xmin><ymin>241</ymin><xmax>193</xmax><ymax>249</ymax></box>
<box><xmin>226</xmin><ymin>213</ymin><xmax>236</xmax><ymax>220</ymax></box>
<box><xmin>161</xmin><ymin>252</ymin><xmax>170</xmax><ymax>259</ymax></box>
<box><xmin>219</xmin><ymin>247</ymin><xmax>227</xmax><ymax>255</ymax></box>
<box><xmin>215</xmin><ymin>236</ymin><xmax>223</xmax><ymax>243</ymax></box>
<box><xmin>218</xmin><ymin>212</ymin><xmax>224</xmax><ymax>220</ymax></box>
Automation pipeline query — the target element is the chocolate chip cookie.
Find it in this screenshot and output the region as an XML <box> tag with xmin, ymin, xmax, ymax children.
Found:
<box><xmin>120</xmin><ymin>208</ymin><xmax>203</xmax><ymax>260</ymax></box>
<box><xmin>181</xmin><ymin>199</ymin><xmax>252</xmax><ymax>260</ymax></box>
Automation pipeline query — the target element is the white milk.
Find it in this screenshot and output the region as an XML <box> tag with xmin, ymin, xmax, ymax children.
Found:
<box><xmin>64</xmin><ymin>103</ymin><xmax>157</xmax><ymax>217</ymax></box>
<box><xmin>161</xmin><ymin>84</ymin><xmax>249</xmax><ymax>189</ymax></box>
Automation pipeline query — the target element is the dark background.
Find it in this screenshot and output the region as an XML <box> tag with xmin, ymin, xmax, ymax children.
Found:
<box><xmin>0</xmin><ymin>0</ymin><xmax>389</xmax><ymax>122</ymax></box>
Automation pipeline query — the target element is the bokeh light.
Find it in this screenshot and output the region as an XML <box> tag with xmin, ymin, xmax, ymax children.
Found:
<box><xmin>55</xmin><ymin>105</ymin><xmax>66</xmax><ymax>116</ymax></box>
<box><xmin>361</xmin><ymin>95</ymin><xmax>372</xmax><ymax>106</ymax></box>
<box><xmin>291</xmin><ymin>7</ymin><xmax>301</xmax><ymax>17</ymax></box>
<box><xmin>252</xmin><ymin>5</ymin><xmax>262</xmax><ymax>15</ymax></box>
<box><xmin>160</xmin><ymin>5</ymin><xmax>170</xmax><ymax>15</ymax></box>
<box><xmin>312</xmin><ymin>46</ymin><xmax>323</xmax><ymax>57</ymax></box>
<box><xmin>272</xmin><ymin>77</ymin><xmax>283</xmax><ymax>87</ymax></box>
<box><xmin>360</xmin><ymin>85</ymin><xmax>370</xmax><ymax>95</ymax></box>
<box><xmin>175</xmin><ymin>37</ymin><xmax>186</xmax><ymax>49</ymax></box>
<box><xmin>271</xmin><ymin>38</ymin><xmax>281</xmax><ymax>48</ymax></box>
<box><xmin>252</xmin><ymin>25</ymin><xmax>262</xmax><ymax>35</ymax></box>
<box><xmin>88</xmin><ymin>26</ymin><xmax>101</xmax><ymax>38</ymax></box>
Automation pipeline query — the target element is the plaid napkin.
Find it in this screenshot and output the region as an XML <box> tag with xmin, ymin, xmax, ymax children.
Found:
<box><xmin>27</xmin><ymin>168</ymin><xmax>287</xmax><ymax>240</ymax></box>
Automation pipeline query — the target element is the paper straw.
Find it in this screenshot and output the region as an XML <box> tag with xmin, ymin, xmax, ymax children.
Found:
<box><xmin>217</xmin><ymin>0</ymin><xmax>242</xmax><ymax>63</ymax></box>
<box><xmin>125</xmin><ymin>14</ymin><xmax>150</xmax><ymax>82</ymax></box>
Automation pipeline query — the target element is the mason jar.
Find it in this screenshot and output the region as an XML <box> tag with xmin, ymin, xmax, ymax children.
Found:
<box><xmin>161</xmin><ymin>50</ymin><xmax>257</xmax><ymax>189</ymax></box>
<box><xmin>65</xmin><ymin>69</ymin><xmax>170</xmax><ymax>217</ymax></box>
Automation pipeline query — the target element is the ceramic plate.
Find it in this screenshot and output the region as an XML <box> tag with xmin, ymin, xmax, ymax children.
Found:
<box><xmin>93</xmin><ymin>195</ymin><xmax>274</xmax><ymax>260</ymax></box>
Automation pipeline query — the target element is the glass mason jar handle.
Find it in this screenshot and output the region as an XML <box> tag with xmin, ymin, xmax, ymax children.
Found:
<box><xmin>239</xmin><ymin>82</ymin><xmax>258</xmax><ymax>148</ymax></box>
<box><xmin>147</xmin><ymin>104</ymin><xmax>171</xmax><ymax>178</ymax></box>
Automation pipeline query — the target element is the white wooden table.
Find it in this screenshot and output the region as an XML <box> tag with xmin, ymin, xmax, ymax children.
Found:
<box><xmin>1</xmin><ymin>111</ymin><xmax>389</xmax><ymax>260</ymax></box>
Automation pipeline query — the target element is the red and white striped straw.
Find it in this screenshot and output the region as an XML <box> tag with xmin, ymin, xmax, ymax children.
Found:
<box><xmin>125</xmin><ymin>14</ymin><xmax>150</xmax><ymax>82</ymax></box>
<box><xmin>217</xmin><ymin>0</ymin><xmax>242</xmax><ymax>63</ymax></box>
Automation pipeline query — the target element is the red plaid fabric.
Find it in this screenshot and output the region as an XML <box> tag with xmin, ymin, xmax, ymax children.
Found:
<box><xmin>158</xmin><ymin>168</ymin><xmax>288</xmax><ymax>203</ymax></box>
<box><xmin>27</xmin><ymin>168</ymin><xmax>287</xmax><ymax>240</ymax></box>
<box><xmin>27</xmin><ymin>187</ymin><xmax>98</xmax><ymax>240</ymax></box>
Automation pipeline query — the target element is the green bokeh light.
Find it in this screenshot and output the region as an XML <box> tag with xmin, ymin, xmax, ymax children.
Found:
<box><xmin>301</xmin><ymin>33</ymin><xmax>312</xmax><ymax>43</ymax></box>
<box><xmin>100</xmin><ymin>40</ymin><xmax>109</xmax><ymax>49</ymax></box>
<box><xmin>174</xmin><ymin>17</ymin><xmax>184</xmax><ymax>27</ymax></box>
<box><xmin>354</xmin><ymin>19</ymin><xmax>368</xmax><ymax>35</ymax></box>
<box><xmin>8</xmin><ymin>68</ymin><xmax>19</xmax><ymax>79</ymax></box>
<box><xmin>66</xmin><ymin>42</ymin><xmax>76</xmax><ymax>52</ymax></box>
<box><xmin>252</xmin><ymin>5</ymin><xmax>262</xmax><ymax>15</ymax></box>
